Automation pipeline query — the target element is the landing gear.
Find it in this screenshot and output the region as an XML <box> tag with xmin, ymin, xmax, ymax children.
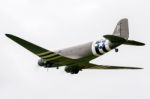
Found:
<box><xmin>65</xmin><ymin>66</ymin><xmax>81</xmax><ymax>74</ymax></box>
<box><xmin>71</xmin><ymin>70</ymin><xmax>79</xmax><ymax>74</ymax></box>
<box><xmin>56</xmin><ymin>66</ymin><xmax>59</xmax><ymax>69</ymax></box>
<box><xmin>115</xmin><ymin>48</ymin><xmax>119</xmax><ymax>52</ymax></box>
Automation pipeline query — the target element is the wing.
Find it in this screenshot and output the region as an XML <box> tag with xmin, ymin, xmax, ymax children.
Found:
<box><xmin>5</xmin><ymin>34</ymin><xmax>74</xmax><ymax>65</ymax></box>
<box><xmin>80</xmin><ymin>63</ymin><xmax>143</xmax><ymax>69</ymax></box>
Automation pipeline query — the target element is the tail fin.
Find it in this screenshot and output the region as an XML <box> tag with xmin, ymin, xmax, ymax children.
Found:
<box><xmin>113</xmin><ymin>18</ymin><xmax>129</xmax><ymax>40</ymax></box>
<box><xmin>104</xmin><ymin>18</ymin><xmax>145</xmax><ymax>46</ymax></box>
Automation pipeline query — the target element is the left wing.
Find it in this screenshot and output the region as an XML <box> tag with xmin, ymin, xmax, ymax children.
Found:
<box><xmin>80</xmin><ymin>63</ymin><xmax>143</xmax><ymax>69</ymax></box>
<box><xmin>5</xmin><ymin>34</ymin><xmax>74</xmax><ymax>65</ymax></box>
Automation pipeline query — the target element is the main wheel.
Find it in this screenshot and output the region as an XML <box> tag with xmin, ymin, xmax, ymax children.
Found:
<box><xmin>71</xmin><ymin>70</ymin><xmax>79</xmax><ymax>74</ymax></box>
<box><xmin>74</xmin><ymin>70</ymin><xmax>79</xmax><ymax>74</ymax></box>
<box><xmin>115</xmin><ymin>48</ymin><xmax>119</xmax><ymax>52</ymax></box>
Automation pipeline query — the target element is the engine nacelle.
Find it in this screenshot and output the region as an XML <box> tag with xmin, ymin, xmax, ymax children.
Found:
<box><xmin>38</xmin><ymin>59</ymin><xmax>57</xmax><ymax>68</ymax></box>
<box><xmin>38</xmin><ymin>59</ymin><xmax>45</xmax><ymax>66</ymax></box>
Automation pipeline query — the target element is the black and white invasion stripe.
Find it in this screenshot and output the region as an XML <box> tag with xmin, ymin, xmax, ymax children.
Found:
<box><xmin>92</xmin><ymin>40</ymin><xmax>111</xmax><ymax>56</ymax></box>
<box><xmin>37</xmin><ymin>51</ymin><xmax>62</xmax><ymax>61</ymax></box>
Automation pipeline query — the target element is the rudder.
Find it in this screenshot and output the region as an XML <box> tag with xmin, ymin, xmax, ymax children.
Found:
<box><xmin>113</xmin><ymin>18</ymin><xmax>129</xmax><ymax>40</ymax></box>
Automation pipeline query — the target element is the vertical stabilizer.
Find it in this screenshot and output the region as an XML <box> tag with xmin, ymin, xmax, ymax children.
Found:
<box><xmin>113</xmin><ymin>18</ymin><xmax>129</xmax><ymax>40</ymax></box>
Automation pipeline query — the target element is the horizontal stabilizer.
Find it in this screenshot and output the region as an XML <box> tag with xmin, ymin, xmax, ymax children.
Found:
<box><xmin>124</xmin><ymin>40</ymin><xmax>145</xmax><ymax>46</ymax></box>
<box><xmin>103</xmin><ymin>35</ymin><xmax>126</xmax><ymax>43</ymax></box>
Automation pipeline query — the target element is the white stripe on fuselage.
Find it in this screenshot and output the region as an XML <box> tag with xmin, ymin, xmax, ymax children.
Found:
<box><xmin>105</xmin><ymin>40</ymin><xmax>111</xmax><ymax>51</ymax></box>
<box><xmin>91</xmin><ymin>39</ymin><xmax>111</xmax><ymax>56</ymax></box>
<box><xmin>91</xmin><ymin>41</ymin><xmax>100</xmax><ymax>56</ymax></box>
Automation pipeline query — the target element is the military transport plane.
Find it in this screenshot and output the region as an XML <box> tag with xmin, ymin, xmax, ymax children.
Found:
<box><xmin>6</xmin><ymin>18</ymin><xmax>145</xmax><ymax>74</ymax></box>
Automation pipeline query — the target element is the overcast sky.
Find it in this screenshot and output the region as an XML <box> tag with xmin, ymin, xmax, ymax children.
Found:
<box><xmin>0</xmin><ymin>0</ymin><xmax>150</xmax><ymax>99</ymax></box>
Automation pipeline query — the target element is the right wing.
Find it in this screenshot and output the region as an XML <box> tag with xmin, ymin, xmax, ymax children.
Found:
<box><xmin>5</xmin><ymin>34</ymin><xmax>74</xmax><ymax>65</ymax></box>
<box><xmin>80</xmin><ymin>63</ymin><xmax>143</xmax><ymax>69</ymax></box>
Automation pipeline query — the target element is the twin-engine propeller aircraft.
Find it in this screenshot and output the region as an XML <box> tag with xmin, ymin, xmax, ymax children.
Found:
<box><xmin>6</xmin><ymin>18</ymin><xmax>145</xmax><ymax>74</ymax></box>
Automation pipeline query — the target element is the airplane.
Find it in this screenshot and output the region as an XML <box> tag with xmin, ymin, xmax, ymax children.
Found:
<box><xmin>5</xmin><ymin>18</ymin><xmax>145</xmax><ymax>74</ymax></box>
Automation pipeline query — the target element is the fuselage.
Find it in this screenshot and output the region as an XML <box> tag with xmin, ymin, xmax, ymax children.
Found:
<box><xmin>56</xmin><ymin>37</ymin><xmax>117</xmax><ymax>62</ymax></box>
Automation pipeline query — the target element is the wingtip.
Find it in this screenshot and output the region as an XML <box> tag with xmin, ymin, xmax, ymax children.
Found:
<box><xmin>141</xmin><ymin>43</ymin><xmax>145</xmax><ymax>46</ymax></box>
<box><xmin>137</xmin><ymin>42</ymin><xmax>145</xmax><ymax>46</ymax></box>
<box><xmin>5</xmin><ymin>34</ymin><xmax>15</xmax><ymax>39</ymax></box>
<box><xmin>5</xmin><ymin>33</ymin><xmax>9</xmax><ymax>36</ymax></box>
<box><xmin>132</xmin><ymin>67</ymin><xmax>143</xmax><ymax>69</ymax></box>
<box><xmin>5</xmin><ymin>33</ymin><xmax>11</xmax><ymax>37</ymax></box>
